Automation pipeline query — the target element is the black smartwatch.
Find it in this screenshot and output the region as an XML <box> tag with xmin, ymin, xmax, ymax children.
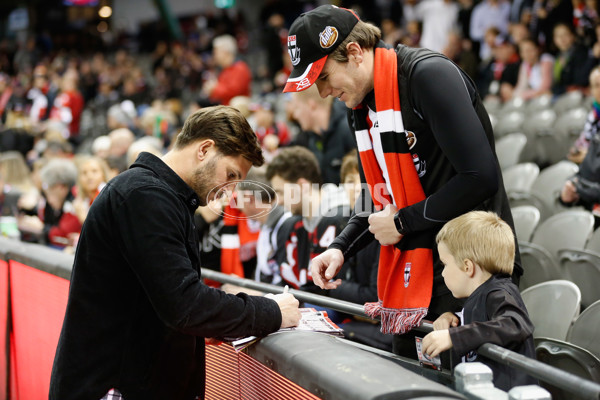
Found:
<box><xmin>394</xmin><ymin>211</ymin><xmax>407</xmax><ymax>235</ymax></box>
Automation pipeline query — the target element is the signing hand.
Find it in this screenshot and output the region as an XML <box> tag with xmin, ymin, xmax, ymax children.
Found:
<box><xmin>271</xmin><ymin>292</ymin><xmax>301</xmax><ymax>328</ymax></box>
<box><xmin>368</xmin><ymin>204</ymin><xmax>402</xmax><ymax>246</ymax></box>
<box><xmin>310</xmin><ymin>248</ymin><xmax>344</xmax><ymax>289</ymax></box>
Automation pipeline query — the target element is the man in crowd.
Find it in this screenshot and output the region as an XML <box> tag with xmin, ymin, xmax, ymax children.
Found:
<box><xmin>283</xmin><ymin>5</ymin><xmax>520</xmax><ymax>362</ymax></box>
<box><xmin>50</xmin><ymin>106</ymin><xmax>301</xmax><ymax>400</ymax></box>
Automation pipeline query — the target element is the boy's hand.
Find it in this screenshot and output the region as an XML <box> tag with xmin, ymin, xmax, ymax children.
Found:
<box><xmin>433</xmin><ymin>312</ymin><xmax>459</xmax><ymax>330</ymax></box>
<box><xmin>422</xmin><ymin>330</ymin><xmax>453</xmax><ymax>358</ymax></box>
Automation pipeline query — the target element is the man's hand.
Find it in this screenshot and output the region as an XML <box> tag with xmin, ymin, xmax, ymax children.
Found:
<box><xmin>310</xmin><ymin>248</ymin><xmax>344</xmax><ymax>289</ymax></box>
<box><xmin>368</xmin><ymin>204</ymin><xmax>402</xmax><ymax>246</ymax></box>
<box><xmin>270</xmin><ymin>293</ymin><xmax>301</xmax><ymax>328</ymax></box>
<box><xmin>422</xmin><ymin>329</ymin><xmax>453</xmax><ymax>358</ymax></box>
<box><xmin>432</xmin><ymin>312</ymin><xmax>460</xmax><ymax>330</ymax></box>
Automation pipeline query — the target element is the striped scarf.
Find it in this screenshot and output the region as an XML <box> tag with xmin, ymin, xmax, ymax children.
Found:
<box><xmin>356</xmin><ymin>46</ymin><xmax>433</xmax><ymax>334</ymax></box>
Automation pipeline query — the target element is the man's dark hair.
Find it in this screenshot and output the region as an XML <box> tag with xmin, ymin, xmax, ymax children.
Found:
<box><xmin>175</xmin><ymin>105</ymin><xmax>264</xmax><ymax>167</ymax></box>
<box><xmin>266</xmin><ymin>146</ymin><xmax>322</xmax><ymax>185</ymax></box>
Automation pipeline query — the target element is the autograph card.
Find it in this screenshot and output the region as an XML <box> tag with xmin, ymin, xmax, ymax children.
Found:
<box><xmin>415</xmin><ymin>337</ymin><xmax>442</xmax><ymax>371</ymax></box>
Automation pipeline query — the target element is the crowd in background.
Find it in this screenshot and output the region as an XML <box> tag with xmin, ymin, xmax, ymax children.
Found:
<box><xmin>0</xmin><ymin>0</ymin><xmax>599</xmax><ymax>348</ymax></box>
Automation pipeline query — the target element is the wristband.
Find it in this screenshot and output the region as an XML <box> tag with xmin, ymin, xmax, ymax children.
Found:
<box><xmin>394</xmin><ymin>211</ymin><xmax>407</xmax><ymax>235</ymax></box>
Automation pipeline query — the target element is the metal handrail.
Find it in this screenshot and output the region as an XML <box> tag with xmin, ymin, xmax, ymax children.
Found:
<box><xmin>200</xmin><ymin>269</ymin><xmax>434</xmax><ymax>333</ymax></box>
<box><xmin>479</xmin><ymin>343</ymin><xmax>600</xmax><ymax>400</ymax></box>
<box><xmin>201</xmin><ymin>269</ymin><xmax>600</xmax><ymax>399</ymax></box>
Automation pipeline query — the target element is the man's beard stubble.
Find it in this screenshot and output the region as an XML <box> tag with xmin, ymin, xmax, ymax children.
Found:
<box><xmin>191</xmin><ymin>155</ymin><xmax>218</xmax><ymax>206</ymax></box>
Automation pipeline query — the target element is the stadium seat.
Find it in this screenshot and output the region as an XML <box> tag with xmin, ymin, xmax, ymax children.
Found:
<box><xmin>535</xmin><ymin>337</ymin><xmax>600</xmax><ymax>400</ymax></box>
<box><xmin>519</xmin><ymin>241</ymin><xmax>563</xmax><ymax>290</ymax></box>
<box><xmin>567</xmin><ymin>299</ymin><xmax>600</xmax><ymax>359</ymax></box>
<box><xmin>496</xmin><ymin>132</ymin><xmax>527</xmax><ymax>170</ymax></box>
<box><xmin>500</xmin><ymin>96</ymin><xmax>526</xmax><ymax>115</ymax></box>
<box><xmin>558</xmin><ymin>249</ymin><xmax>600</xmax><ymax>309</ymax></box>
<box><xmin>550</xmin><ymin>107</ymin><xmax>589</xmax><ymax>165</ymax></box>
<box><xmin>520</xmin><ymin>109</ymin><xmax>557</xmax><ymax>165</ymax></box>
<box><xmin>525</xmin><ymin>94</ymin><xmax>553</xmax><ymax>113</ymax></box>
<box><xmin>552</xmin><ymin>91</ymin><xmax>584</xmax><ymax>114</ymax></box>
<box><xmin>511</xmin><ymin>205</ymin><xmax>540</xmax><ymax>242</ymax></box>
<box><xmin>585</xmin><ymin>227</ymin><xmax>600</xmax><ymax>254</ymax></box>
<box><xmin>522</xmin><ymin>280</ymin><xmax>581</xmax><ymax>340</ymax></box>
<box><xmin>530</xmin><ymin>210</ymin><xmax>594</xmax><ymax>259</ymax></box>
<box><xmin>493</xmin><ymin>111</ymin><xmax>526</xmax><ymax>139</ymax></box>
<box><xmin>483</xmin><ymin>96</ymin><xmax>502</xmax><ymax>115</ymax></box>
<box><xmin>502</xmin><ymin>162</ymin><xmax>539</xmax><ymax>200</ymax></box>
<box><xmin>517</xmin><ymin>161</ymin><xmax>579</xmax><ymax>222</ymax></box>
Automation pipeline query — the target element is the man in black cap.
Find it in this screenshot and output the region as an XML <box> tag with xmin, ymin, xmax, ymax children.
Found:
<box><xmin>287</xmin><ymin>5</ymin><xmax>521</xmax><ymax>362</ymax></box>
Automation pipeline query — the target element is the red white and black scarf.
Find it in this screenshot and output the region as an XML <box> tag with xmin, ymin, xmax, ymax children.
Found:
<box><xmin>355</xmin><ymin>46</ymin><xmax>433</xmax><ymax>334</ymax></box>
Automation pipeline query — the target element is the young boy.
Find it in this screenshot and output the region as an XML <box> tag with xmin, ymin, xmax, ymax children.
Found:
<box><xmin>422</xmin><ymin>211</ymin><xmax>537</xmax><ymax>391</ymax></box>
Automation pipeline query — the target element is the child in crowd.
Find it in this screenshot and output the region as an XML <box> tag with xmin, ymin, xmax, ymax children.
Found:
<box><xmin>422</xmin><ymin>211</ymin><xmax>537</xmax><ymax>391</ymax></box>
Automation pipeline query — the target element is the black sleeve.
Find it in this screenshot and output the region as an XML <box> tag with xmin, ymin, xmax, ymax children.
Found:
<box><xmin>574</xmin><ymin>177</ymin><xmax>600</xmax><ymax>205</ymax></box>
<box><xmin>449</xmin><ymin>290</ymin><xmax>535</xmax><ymax>357</ymax></box>
<box><xmin>117</xmin><ymin>187</ymin><xmax>281</xmax><ymax>339</ymax></box>
<box><xmin>399</xmin><ymin>57</ymin><xmax>499</xmax><ymax>233</ymax></box>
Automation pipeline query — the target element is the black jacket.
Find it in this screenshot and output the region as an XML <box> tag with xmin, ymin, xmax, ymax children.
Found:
<box><xmin>450</xmin><ymin>274</ymin><xmax>537</xmax><ymax>391</ymax></box>
<box><xmin>330</xmin><ymin>44</ymin><xmax>521</xmax><ymax>301</ymax></box>
<box><xmin>50</xmin><ymin>152</ymin><xmax>282</xmax><ymax>400</ymax></box>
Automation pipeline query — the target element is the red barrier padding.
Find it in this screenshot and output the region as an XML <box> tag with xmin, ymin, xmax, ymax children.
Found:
<box><xmin>0</xmin><ymin>260</ymin><xmax>8</xmax><ymax>399</ymax></box>
<box><xmin>9</xmin><ymin>261</ymin><xmax>69</xmax><ymax>400</ymax></box>
<box><xmin>206</xmin><ymin>343</ymin><xmax>242</xmax><ymax>399</ymax></box>
<box><xmin>238</xmin><ymin>351</ymin><xmax>321</xmax><ymax>400</ymax></box>
<box><xmin>206</xmin><ymin>343</ymin><xmax>321</xmax><ymax>400</ymax></box>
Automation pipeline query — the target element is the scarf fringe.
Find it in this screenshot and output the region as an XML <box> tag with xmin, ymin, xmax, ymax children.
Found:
<box><xmin>364</xmin><ymin>301</ymin><xmax>428</xmax><ymax>334</ymax></box>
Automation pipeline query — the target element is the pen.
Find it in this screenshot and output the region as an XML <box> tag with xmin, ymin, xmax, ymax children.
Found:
<box><xmin>283</xmin><ymin>285</ymin><xmax>289</xmax><ymax>294</ymax></box>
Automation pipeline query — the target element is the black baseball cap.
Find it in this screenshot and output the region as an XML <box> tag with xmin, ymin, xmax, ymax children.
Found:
<box><xmin>283</xmin><ymin>5</ymin><xmax>360</xmax><ymax>93</ymax></box>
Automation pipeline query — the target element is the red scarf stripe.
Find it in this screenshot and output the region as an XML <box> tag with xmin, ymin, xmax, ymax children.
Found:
<box><xmin>354</xmin><ymin>45</ymin><xmax>433</xmax><ymax>334</ymax></box>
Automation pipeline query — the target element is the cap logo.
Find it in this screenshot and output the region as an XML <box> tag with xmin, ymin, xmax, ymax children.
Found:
<box><xmin>295</xmin><ymin>78</ymin><xmax>312</xmax><ymax>91</ymax></box>
<box><xmin>287</xmin><ymin>35</ymin><xmax>301</xmax><ymax>66</ymax></box>
<box><xmin>319</xmin><ymin>26</ymin><xmax>338</xmax><ymax>48</ymax></box>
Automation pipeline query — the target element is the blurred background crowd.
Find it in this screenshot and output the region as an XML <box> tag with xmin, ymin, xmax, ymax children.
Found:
<box><xmin>0</xmin><ymin>0</ymin><xmax>598</xmax><ymax>263</ymax></box>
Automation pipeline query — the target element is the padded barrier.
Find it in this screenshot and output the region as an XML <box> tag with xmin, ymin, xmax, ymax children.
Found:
<box><xmin>0</xmin><ymin>237</ymin><xmax>465</xmax><ymax>400</ymax></box>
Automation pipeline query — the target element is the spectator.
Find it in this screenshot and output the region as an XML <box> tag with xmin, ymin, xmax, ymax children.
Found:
<box><xmin>530</xmin><ymin>0</ymin><xmax>573</xmax><ymax>48</ymax></box>
<box><xmin>442</xmin><ymin>31</ymin><xmax>479</xmax><ymax>80</ymax></box>
<box><xmin>17</xmin><ymin>158</ymin><xmax>80</xmax><ymax>249</ymax></box>
<box><xmin>422</xmin><ymin>211</ymin><xmax>537</xmax><ymax>391</ymax></box>
<box><xmin>290</xmin><ymin>85</ymin><xmax>356</xmax><ymax>185</ymax></box>
<box><xmin>0</xmin><ymin>73</ymin><xmax>14</xmax><ymax>125</ymax></box>
<box><xmin>0</xmin><ymin>151</ymin><xmax>38</xmax><ymax>211</ymax></box>
<box><xmin>49</xmin><ymin>105</ymin><xmax>301</xmax><ymax>399</ymax></box>
<box><xmin>27</xmin><ymin>64</ymin><xmax>51</xmax><ymax>129</ymax></box>
<box><xmin>469</xmin><ymin>0</ymin><xmax>511</xmax><ymax>60</ymax></box>
<box><xmin>200</xmin><ymin>35</ymin><xmax>252</xmax><ymax>106</ymax></box>
<box><xmin>416</xmin><ymin>0</ymin><xmax>460</xmax><ymax>53</ymax></box>
<box><xmin>283</xmin><ymin>5</ymin><xmax>520</xmax><ymax>364</ymax></box>
<box><xmin>568</xmin><ymin>66</ymin><xmax>600</xmax><ymax>163</ymax></box>
<box><xmin>50</xmin><ymin>69</ymin><xmax>84</xmax><ymax>141</ymax></box>
<box><xmin>107</xmin><ymin>127</ymin><xmax>135</xmax><ymax>160</ymax></box>
<box><xmin>91</xmin><ymin>135</ymin><xmax>111</xmax><ymax>159</ymax></box>
<box><xmin>248</xmin><ymin>98</ymin><xmax>291</xmax><ymax>160</ymax></box>
<box><xmin>251</xmin><ymin>169</ymin><xmax>294</xmax><ymax>286</ymax></box>
<box><xmin>551</xmin><ymin>22</ymin><xmax>594</xmax><ymax>95</ymax></box>
<box><xmin>560</xmin><ymin>67</ymin><xmax>600</xmax><ymax>224</ymax></box>
<box><xmin>266</xmin><ymin>146</ymin><xmax>350</xmax><ymax>292</ymax></box>
<box><xmin>512</xmin><ymin>38</ymin><xmax>554</xmax><ymax>100</ymax></box>
<box><xmin>478</xmin><ymin>35</ymin><xmax>521</xmax><ymax>101</ymax></box>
